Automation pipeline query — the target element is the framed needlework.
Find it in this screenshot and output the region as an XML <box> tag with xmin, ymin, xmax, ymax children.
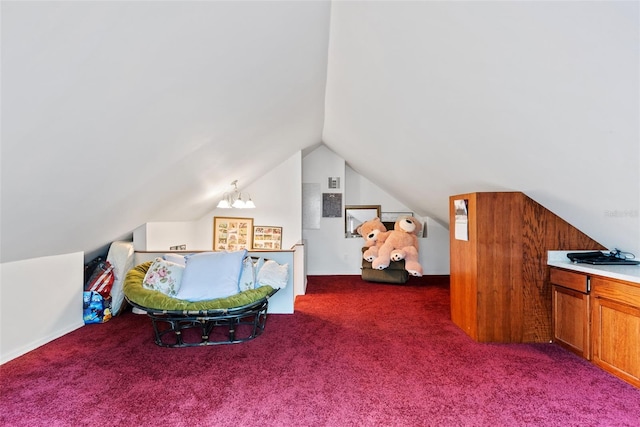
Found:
<box><xmin>322</xmin><ymin>193</ymin><xmax>342</xmax><ymax>217</ymax></box>
<box><xmin>252</xmin><ymin>226</ymin><xmax>282</xmax><ymax>250</ymax></box>
<box><xmin>213</xmin><ymin>217</ymin><xmax>253</xmax><ymax>251</ymax></box>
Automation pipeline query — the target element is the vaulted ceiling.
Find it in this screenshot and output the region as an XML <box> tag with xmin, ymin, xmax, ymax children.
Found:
<box><xmin>2</xmin><ymin>1</ymin><xmax>638</xmax><ymax>263</ymax></box>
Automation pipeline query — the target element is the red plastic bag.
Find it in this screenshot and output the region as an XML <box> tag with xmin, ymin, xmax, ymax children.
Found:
<box><xmin>85</xmin><ymin>261</ymin><xmax>115</xmax><ymax>297</ymax></box>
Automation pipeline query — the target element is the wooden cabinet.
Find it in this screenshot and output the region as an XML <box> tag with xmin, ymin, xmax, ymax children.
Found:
<box><xmin>550</xmin><ymin>267</ymin><xmax>640</xmax><ymax>388</ymax></box>
<box><xmin>449</xmin><ymin>192</ymin><xmax>604</xmax><ymax>343</ymax></box>
<box><xmin>591</xmin><ymin>276</ymin><xmax>640</xmax><ymax>388</ymax></box>
<box><xmin>550</xmin><ymin>268</ymin><xmax>590</xmax><ymax>359</ymax></box>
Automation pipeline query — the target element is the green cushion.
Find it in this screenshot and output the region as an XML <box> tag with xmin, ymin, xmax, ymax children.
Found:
<box><xmin>123</xmin><ymin>261</ymin><xmax>275</xmax><ymax>312</ymax></box>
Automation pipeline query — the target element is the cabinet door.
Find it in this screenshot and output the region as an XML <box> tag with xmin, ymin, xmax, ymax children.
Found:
<box><xmin>552</xmin><ymin>285</ymin><xmax>590</xmax><ymax>359</ymax></box>
<box><xmin>591</xmin><ymin>277</ymin><xmax>640</xmax><ymax>388</ymax></box>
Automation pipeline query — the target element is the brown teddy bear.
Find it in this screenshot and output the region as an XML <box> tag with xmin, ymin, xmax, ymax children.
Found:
<box><xmin>357</xmin><ymin>217</ymin><xmax>390</xmax><ymax>262</ymax></box>
<box><xmin>371</xmin><ymin>216</ymin><xmax>423</xmax><ymax>276</ymax></box>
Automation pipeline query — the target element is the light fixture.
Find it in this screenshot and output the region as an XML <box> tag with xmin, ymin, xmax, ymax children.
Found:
<box><xmin>217</xmin><ymin>180</ymin><xmax>255</xmax><ymax>209</ymax></box>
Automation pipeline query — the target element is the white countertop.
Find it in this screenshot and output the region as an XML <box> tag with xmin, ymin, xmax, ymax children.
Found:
<box><xmin>548</xmin><ymin>251</ymin><xmax>640</xmax><ymax>284</ymax></box>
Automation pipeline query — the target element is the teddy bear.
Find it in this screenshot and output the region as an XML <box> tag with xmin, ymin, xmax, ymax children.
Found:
<box><xmin>356</xmin><ymin>217</ymin><xmax>390</xmax><ymax>262</ymax></box>
<box><xmin>371</xmin><ymin>216</ymin><xmax>423</xmax><ymax>276</ymax></box>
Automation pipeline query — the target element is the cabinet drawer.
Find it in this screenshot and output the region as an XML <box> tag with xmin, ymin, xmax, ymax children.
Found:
<box><xmin>591</xmin><ymin>276</ymin><xmax>640</xmax><ymax>307</ymax></box>
<box><xmin>550</xmin><ymin>268</ymin><xmax>588</xmax><ymax>293</ymax></box>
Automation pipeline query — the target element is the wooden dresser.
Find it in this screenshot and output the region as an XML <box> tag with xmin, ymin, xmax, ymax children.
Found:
<box><xmin>449</xmin><ymin>192</ymin><xmax>604</xmax><ymax>343</ymax></box>
<box><xmin>549</xmin><ymin>256</ymin><xmax>640</xmax><ymax>389</ymax></box>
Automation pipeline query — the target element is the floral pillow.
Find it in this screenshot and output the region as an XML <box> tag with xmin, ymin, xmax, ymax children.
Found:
<box><xmin>142</xmin><ymin>257</ymin><xmax>184</xmax><ymax>297</ymax></box>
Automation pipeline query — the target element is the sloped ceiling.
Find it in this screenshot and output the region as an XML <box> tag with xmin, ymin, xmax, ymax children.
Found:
<box><xmin>2</xmin><ymin>1</ymin><xmax>639</xmax><ymax>263</ymax></box>
<box><xmin>323</xmin><ymin>1</ymin><xmax>639</xmax><ymax>255</ymax></box>
<box><xmin>1</xmin><ymin>1</ymin><xmax>331</xmax><ymax>262</ymax></box>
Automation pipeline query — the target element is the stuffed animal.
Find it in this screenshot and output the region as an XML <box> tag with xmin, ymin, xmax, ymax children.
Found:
<box><xmin>356</xmin><ymin>217</ymin><xmax>390</xmax><ymax>262</ymax></box>
<box><xmin>371</xmin><ymin>216</ymin><xmax>423</xmax><ymax>276</ymax></box>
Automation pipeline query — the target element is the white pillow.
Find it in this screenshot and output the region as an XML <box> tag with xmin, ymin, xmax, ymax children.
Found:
<box><xmin>254</xmin><ymin>257</ymin><xmax>265</xmax><ymax>278</ymax></box>
<box><xmin>106</xmin><ymin>241</ymin><xmax>135</xmax><ymax>315</ymax></box>
<box><xmin>142</xmin><ymin>257</ymin><xmax>184</xmax><ymax>297</ymax></box>
<box><xmin>163</xmin><ymin>253</ymin><xmax>187</xmax><ymax>267</ymax></box>
<box><xmin>256</xmin><ymin>260</ymin><xmax>289</xmax><ymax>289</ymax></box>
<box><xmin>175</xmin><ymin>250</ymin><xmax>246</xmax><ymax>302</ymax></box>
<box><xmin>238</xmin><ymin>256</ymin><xmax>256</xmax><ymax>292</ymax></box>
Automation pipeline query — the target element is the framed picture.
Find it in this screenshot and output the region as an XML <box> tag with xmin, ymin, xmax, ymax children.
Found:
<box><xmin>213</xmin><ymin>217</ymin><xmax>253</xmax><ymax>251</ymax></box>
<box><xmin>322</xmin><ymin>193</ymin><xmax>342</xmax><ymax>217</ymax></box>
<box><xmin>252</xmin><ymin>226</ymin><xmax>283</xmax><ymax>250</ymax></box>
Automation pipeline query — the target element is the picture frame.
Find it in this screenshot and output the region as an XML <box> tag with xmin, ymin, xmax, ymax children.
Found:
<box><xmin>345</xmin><ymin>205</ymin><xmax>381</xmax><ymax>238</ymax></box>
<box><xmin>213</xmin><ymin>217</ymin><xmax>253</xmax><ymax>251</ymax></box>
<box><xmin>322</xmin><ymin>193</ymin><xmax>342</xmax><ymax>217</ymax></box>
<box><xmin>252</xmin><ymin>226</ymin><xmax>283</xmax><ymax>250</ymax></box>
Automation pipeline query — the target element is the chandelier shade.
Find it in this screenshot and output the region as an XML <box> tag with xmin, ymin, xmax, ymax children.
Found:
<box><xmin>217</xmin><ymin>180</ymin><xmax>255</xmax><ymax>209</ymax></box>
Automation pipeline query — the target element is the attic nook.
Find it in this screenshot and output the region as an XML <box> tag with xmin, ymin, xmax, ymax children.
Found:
<box><xmin>2</xmin><ymin>1</ymin><xmax>638</xmax><ymax>374</ymax></box>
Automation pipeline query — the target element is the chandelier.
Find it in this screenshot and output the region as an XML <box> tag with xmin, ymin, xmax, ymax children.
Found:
<box><xmin>216</xmin><ymin>180</ymin><xmax>255</xmax><ymax>209</ymax></box>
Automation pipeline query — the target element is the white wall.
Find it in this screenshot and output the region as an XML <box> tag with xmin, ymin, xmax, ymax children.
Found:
<box><xmin>133</xmin><ymin>222</ymin><xmax>198</xmax><ymax>252</ymax></box>
<box><xmin>293</xmin><ymin>241</ymin><xmax>307</xmax><ymax>296</ymax></box>
<box><xmin>135</xmin><ymin>151</ymin><xmax>303</xmax><ymax>252</ymax></box>
<box><xmin>135</xmin><ymin>145</ymin><xmax>451</xmax><ymax>276</ymax></box>
<box><xmin>1</xmin><ymin>252</ymin><xmax>84</xmax><ymax>364</ymax></box>
<box><xmin>192</xmin><ymin>151</ymin><xmax>303</xmax><ymax>251</ymax></box>
<box><xmin>303</xmin><ymin>145</ymin><xmax>450</xmax><ymax>275</ymax></box>
<box><xmin>302</xmin><ymin>145</ymin><xmax>348</xmax><ymax>274</ymax></box>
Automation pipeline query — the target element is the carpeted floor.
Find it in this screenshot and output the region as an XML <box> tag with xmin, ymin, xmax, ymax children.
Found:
<box><xmin>1</xmin><ymin>275</ymin><xmax>639</xmax><ymax>426</ymax></box>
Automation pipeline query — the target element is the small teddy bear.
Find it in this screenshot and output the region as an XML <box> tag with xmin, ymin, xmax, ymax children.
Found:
<box><xmin>357</xmin><ymin>217</ymin><xmax>390</xmax><ymax>262</ymax></box>
<box><xmin>371</xmin><ymin>216</ymin><xmax>423</xmax><ymax>277</ymax></box>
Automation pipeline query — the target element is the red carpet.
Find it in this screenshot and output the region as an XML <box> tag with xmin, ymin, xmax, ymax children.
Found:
<box><xmin>2</xmin><ymin>275</ymin><xmax>640</xmax><ymax>426</ymax></box>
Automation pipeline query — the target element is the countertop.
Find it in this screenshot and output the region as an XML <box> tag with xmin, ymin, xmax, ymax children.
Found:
<box><xmin>547</xmin><ymin>251</ymin><xmax>640</xmax><ymax>284</ymax></box>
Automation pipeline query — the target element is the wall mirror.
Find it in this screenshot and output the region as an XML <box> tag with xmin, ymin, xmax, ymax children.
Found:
<box><xmin>345</xmin><ymin>205</ymin><xmax>381</xmax><ymax>238</ymax></box>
